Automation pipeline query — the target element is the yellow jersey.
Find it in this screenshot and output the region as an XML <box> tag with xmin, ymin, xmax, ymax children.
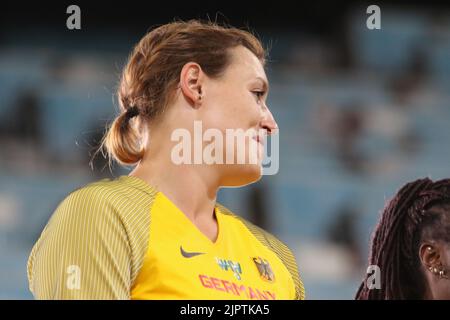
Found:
<box><xmin>27</xmin><ymin>175</ymin><xmax>305</xmax><ymax>300</ymax></box>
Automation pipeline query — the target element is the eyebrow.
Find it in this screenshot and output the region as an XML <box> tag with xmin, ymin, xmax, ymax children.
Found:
<box><xmin>255</xmin><ymin>76</ymin><xmax>269</xmax><ymax>92</ymax></box>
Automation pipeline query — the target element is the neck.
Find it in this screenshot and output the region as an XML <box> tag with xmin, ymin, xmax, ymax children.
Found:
<box><xmin>129</xmin><ymin>146</ymin><xmax>219</xmax><ymax>223</ymax></box>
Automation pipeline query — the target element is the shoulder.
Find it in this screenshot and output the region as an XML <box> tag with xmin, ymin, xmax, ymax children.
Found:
<box><xmin>41</xmin><ymin>178</ymin><xmax>134</xmax><ymax>239</ymax></box>
<box><xmin>32</xmin><ymin>177</ymin><xmax>155</xmax><ymax>286</ymax></box>
<box><xmin>45</xmin><ymin>177</ymin><xmax>155</xmax><ymax>258</ymax></box>
<box><xmin>55</xmin><ymin>177</ymin><xmax>156</xmax><ymax>246</ymax></box>
<box><xmin>66</xmin><ymin>177</ymin><xmax>138</xmax><ymax>205</ymax></box>
<box><xmin>59</xmin><ymin>176</ymin><xmax>156</xmax><ymax>219</ymax></box>
<box><xmin>216</xmin><ymin>202</ymin><xmax>306</xmax><ymax>300</ymax></box>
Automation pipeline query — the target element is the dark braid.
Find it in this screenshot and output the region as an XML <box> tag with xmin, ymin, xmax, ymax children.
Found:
<box><xmin>356</xmin><ymin>178</ymin><xmax>450</xmax><ymax>299</ymax></box>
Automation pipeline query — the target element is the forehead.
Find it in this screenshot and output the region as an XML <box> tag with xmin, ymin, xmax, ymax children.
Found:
<box><xmin>225</xmin><ymin>46</ymin><xmax>267</xmax><ymax>83</ymax></box>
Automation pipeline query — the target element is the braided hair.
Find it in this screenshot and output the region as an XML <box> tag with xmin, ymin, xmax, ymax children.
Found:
<box><xmin>356</xmin><ymin>178</ymin><xmax>450</xmax><ymax>299</ymax></box>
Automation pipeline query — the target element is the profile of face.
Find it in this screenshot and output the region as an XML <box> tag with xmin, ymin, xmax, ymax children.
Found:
<box><xmin>177</xmin><ymin>45</ymin><xmax>278</xmax><ymax>187</ymax></box>
<box><xmin>419</xmin><ymin>238</ymin><xmax>450</xmax><ymax>299</ymax></box>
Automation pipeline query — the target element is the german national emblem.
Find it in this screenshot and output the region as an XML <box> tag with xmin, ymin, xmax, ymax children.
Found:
<box><xmin>252</xmin><ymin>257</ymin><xmax>275</xmax><ymax>282</ymax></box>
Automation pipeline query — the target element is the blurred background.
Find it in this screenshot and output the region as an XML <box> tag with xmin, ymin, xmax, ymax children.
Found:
<box><xmin>1</xmin><ymin>1</ymin><xmax>450</xmax><ymax>299</ymax></box>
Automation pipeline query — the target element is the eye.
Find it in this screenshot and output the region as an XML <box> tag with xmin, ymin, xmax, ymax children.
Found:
<box><xmin>252</xmin><ymin>91</ymin><xmax>266</xmax><ymax>103</ymax></box>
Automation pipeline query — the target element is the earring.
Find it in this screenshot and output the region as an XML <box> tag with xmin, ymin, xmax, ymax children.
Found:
<box><xmin>439</xmin><ymin>269</ymin><xmax>449</xmax><ymax>279</ymax></box>
<box><xmin>428</xmin><ymin>266</ymin><xmax>438</xmax><ymax>274</ymax></box>
<box><xmin>429</xmin><ymin>265</ymin><xmax>449</xmax><ymax>279</ymax></box>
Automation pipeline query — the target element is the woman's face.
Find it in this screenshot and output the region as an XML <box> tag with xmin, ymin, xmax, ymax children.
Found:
<box><xmin>199</xmin><ymin>46</ymin><xmax>277</xmax><ymax>187</ymax></box>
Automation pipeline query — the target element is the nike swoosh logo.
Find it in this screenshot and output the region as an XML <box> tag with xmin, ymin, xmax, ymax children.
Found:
<box><xmin>180</xmin><ymin>246</ymin><xmax>205</xmax><ymax>258</ymax></box>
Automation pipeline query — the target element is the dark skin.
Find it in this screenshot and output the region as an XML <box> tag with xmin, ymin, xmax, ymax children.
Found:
<box><xmin>419</xmin><ymin>241</ymin><xmax>450</xmax><ymax>299</ymax></box>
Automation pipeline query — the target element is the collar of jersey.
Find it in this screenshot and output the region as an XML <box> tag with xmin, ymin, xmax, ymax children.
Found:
<box><xmin>119</xmin><ymin>175</ymin><xmax>225</xmax><ymax>248</ymax></box>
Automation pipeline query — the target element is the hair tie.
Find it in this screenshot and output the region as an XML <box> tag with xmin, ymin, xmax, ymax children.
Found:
<box><xmin>125</xmin><ymin>105</ymin><xmax>140</xmax><ymax>120</ymax></box>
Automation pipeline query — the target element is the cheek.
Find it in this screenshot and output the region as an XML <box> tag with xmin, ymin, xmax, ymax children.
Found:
<box><xmin>228</xmin><ymin>93</ymin><xmax>261</xmax><ymax>124</ymax></box>
<box><xmin>207</xmin><ymin>85</ymin><xmax>237</xmax><ymax>114</ymax></box>
<box><xmin>205</xmin><ymin>85</ymin><xmax>260</xmax><ymax>130</ymax></box>
<box><xmin>220</xmin><ymin>87</ymin><xmax>247</xmax><ymax>111</ymax></box>
<box><xmin>444</xmin><ymin>248</ymin><xmax>450</xmax><ymax>267</ymax></box>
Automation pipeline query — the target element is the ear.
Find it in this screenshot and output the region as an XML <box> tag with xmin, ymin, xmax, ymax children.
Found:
<box><xmin>419</xmin><ymin>242</ymin><xmax>442</xmax><ymax>270</ymax></box>
<box><xmin>179</xmin><ymin>62</ymin><xmax>204</xmax><ymax>107</ymax></box>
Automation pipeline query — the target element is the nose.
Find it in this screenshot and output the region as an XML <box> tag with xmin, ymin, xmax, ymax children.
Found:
<box><xmin>260</xmin><ymin>104</ymin><xmax>278</xmax><ymax>135</ymax></box>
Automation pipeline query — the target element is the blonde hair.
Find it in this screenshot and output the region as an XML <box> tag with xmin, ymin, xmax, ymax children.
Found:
<box><xmin>99</xmin><ymin>20</ymin><xmax>265</xmax><ymax>167</ymax></box>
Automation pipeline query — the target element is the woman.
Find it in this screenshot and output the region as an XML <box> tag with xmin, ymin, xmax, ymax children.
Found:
<box><xmin>27</xmin><ymin>20</ymin><xmax>305</xmax><ymax>300</ymax></box>
<box><xmin>356</xmin><ymin>178</ymin><xmax>450</xmax><ymax>299</ymax></box>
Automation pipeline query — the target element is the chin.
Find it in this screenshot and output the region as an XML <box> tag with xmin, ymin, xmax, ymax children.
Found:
<box><xmin>221</xmin><ymin>163</ymin><xmax>263</xmax><ymax>187</ymax></box>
